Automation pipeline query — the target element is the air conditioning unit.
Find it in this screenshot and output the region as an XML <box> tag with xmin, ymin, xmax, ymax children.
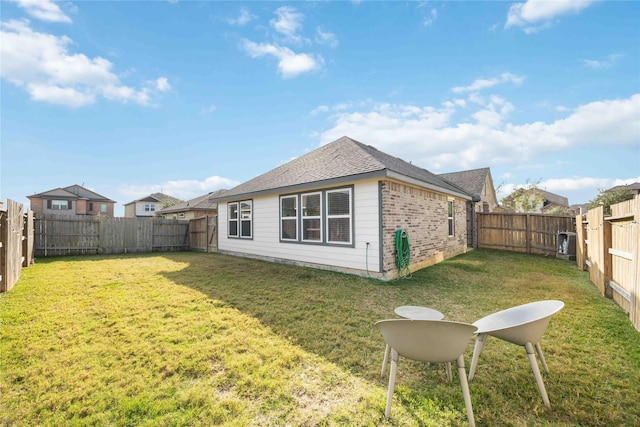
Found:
<box><xmin>556</xmin><ymin>232</ymin><xmax>576</xmax><ymax>261</ymax></box>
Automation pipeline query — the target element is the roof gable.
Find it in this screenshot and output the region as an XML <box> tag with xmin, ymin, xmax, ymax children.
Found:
<box><xmin>439</xmin><ymin>168</ymin><xmax>489</xmax><ymax>197</ymax></box>
<box><xmin>221</xmin><ymin>136</ymin><xmax>471</xmax><ymax>200</ymax></box>
<box><xmin>28</xmin><ymin>185</ymin><xmax>115</xmax><ymax>202</ymax></box>
<box><xmin>157</xmin><ymin>190</ymin><xmax>226</xmax><ymax>214</ymax></box>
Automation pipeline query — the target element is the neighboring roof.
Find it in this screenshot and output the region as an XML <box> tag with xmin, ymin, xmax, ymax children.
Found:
<box><xmin>219</xmin><ymin>136</ymin><xmax>472</xmax><ymax>201</ymax></box>
<box><xmin>609</xmin><ymin>182</ymin><xmax>640</xmax><ymax>194</ymax></box>
<box><xmin>157</xmin><ymin>189</ymin><xmax>227</xmax><ymax>214</ymax></box>
<box><xmin>541</xmin><ymin>190</ymin><xmax>569</xmax><ymax>207</ymax></box>
<box><xmin>28</xmin><ymin>184</ymin><xmax>115</xmax><ymax>202</ymax></box>
<box><xmin>124</xmin><ymin>192</ymin><xmax>182</xmax><ymax>206</ymax></box>
<box><xmin>438</xmin><ymin>167</ymin><xmax>492</xmax><ymax>200</ymax></box>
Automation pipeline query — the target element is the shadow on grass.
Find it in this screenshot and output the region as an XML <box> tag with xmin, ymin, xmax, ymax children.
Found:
<box><xmin>159</xmin><ymin>249</ymin><xmax>640</xmax><ymax>427</ymax></box>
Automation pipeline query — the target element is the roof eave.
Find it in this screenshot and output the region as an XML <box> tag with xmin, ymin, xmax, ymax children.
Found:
<box><xmin>218</xmin><ymin>169</ymin><xmax>472</xmax><ymax>202</ymax></box>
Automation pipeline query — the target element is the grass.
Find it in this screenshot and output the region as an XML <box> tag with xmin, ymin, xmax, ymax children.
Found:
<box><xmin>1</xmin><ymin>249</ymin><xmax>639</xmax><ymax>426</ymax></box>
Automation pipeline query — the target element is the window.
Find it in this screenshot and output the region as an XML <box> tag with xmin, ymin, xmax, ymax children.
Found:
<box><xmin>240</xmin><ymin>201</ymin><xmax>252</xmax><ymax>238</ymax></box>
<box><xmin>228</xmin><ymin>203</ymin><xmax>238</xmax><ymax>237</ymax></box>
<box><xmin>280</xmin><ymin>187</ymin><xmax>353</xmax><ymax>245</ymax></box>
<box><xmin>144</xmin><ymin>204</ymin><xmax>156</xmax><ymax>212</ymax></box>
<box><xmin>228</xmin><ymin>200</ymin><xmax>252</xmax><ymax>238</ymax></box>
<box><xmin>302</xmin><ymin>192</ymin><xmax>322</xmax><ymax>242</ymax></box>
<box><xmin>89</xmin><ymin>202</ymin><xmax>94</xmax><ymax>212</ymax></box>
<box><xmin>448</xmin><ymin>199</ymin><xmax>455</xmax><ymax>237</ymax></box>
<box><xmin>280</xmin><ymin>196</ymin><xmax>297</xmax><ymax>241</ymax></box>
<box><xmin>327</xmin><ymin>188</ymin><xmax>352</xmax><ymax>244</ymax></box>
<box><xmin>100</xmin><ymin>204</ymin><xmax>108</xmax><ymax>213</ymax></box>
<box><xmin>51</xmin><ymin>200</ymin><xmax>71</xmax><ymax>210</ymax></box>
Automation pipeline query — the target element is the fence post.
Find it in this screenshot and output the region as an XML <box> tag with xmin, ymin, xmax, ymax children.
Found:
<box><xmin>525</xmin><ymin>214</ymin><xmax>531</xmax><ymax>254</ymax></box>
<box><xmin>603</xmin><ymin>214</ymin><xmax>613</xmax><ymax>299</ymax></box>
<box><xmin>631</xmin><ymin>196</ymin><xmax>640</xmax><ymax>331</ymax></box>
<box><xmin>0</xmin><ymin>210</ymin><xmax>6</xmax><ymax>292</ymax></box>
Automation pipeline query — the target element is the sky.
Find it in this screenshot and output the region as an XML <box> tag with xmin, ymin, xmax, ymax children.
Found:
<box><xmin>1</xmin><ymin>0</ymin><xmax>639</xmax><ymax>217</ymax></box>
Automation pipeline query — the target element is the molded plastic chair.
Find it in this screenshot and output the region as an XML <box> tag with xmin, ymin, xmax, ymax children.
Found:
<box><xmin>376</xmin><ymin>319</ymin><xmax>478</xmax><ymax>426</ymax></box>
<box><xmin>468</xmin><ymin>300</ymin><xmax>564</xmax><ymax>408</ymax></box>
<box><xmin>380</xmin><ymin>306</ymin><xmax>445</xmax><ymax>378</ymax></box>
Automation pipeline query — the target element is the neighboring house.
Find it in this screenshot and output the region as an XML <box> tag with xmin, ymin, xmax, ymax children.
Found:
<box><xmin>540</xmin><ymin>190</ymin><xmax>570</xmax><ymax>213</ymax></box>
<box><xmin>439</xmin><ymin>167</ymin><xmax>499</xmax><ymax>247</ymax></box>
<box><xmin>502</xmin><ymin>188</ymin><xmax>569</xmax><ymax>213</ymax></box>
<box><xmin>123</xmin><ymin>193</ymin><xmax>182</xmax><ymax>218</ymax></box>
<box><xmin>609</xmin><ymin>182</ymin><xmax>640</xmax><ymax>196</ymax></box>
<box><xmin>156</xmin><ymin>190</ymin><xmax>226</xmax><ymax>220</ymax></box>
<box><xmin>216</xmin><ymin>136</ymin><xmax>475</xmax><ymax>280</ymax></box>
<box><xmin>27</xmin><ymin>184</ymin><xmax>116</xmax><ymax>217</ymax></box>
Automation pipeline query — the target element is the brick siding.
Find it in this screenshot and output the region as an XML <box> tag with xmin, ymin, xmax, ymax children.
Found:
<box><xmin>380</xmin><ymin>180</ymin><xmax>467</xmax><ymax>275</ymax></box>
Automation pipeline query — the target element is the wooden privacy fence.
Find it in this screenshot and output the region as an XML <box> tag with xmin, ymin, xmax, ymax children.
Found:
<box><xmin>577</xmin><ymin>195</ymin><xmax>640</xmax><ymax>331</ymax></box>
<box><xmin>34</xmin><ymin>215</ymin><xmax>190</xmax><ymax>256</ymax></box>
<box><xmin>477</xmin><ymin>212</ymin><xmax>576</xmax><ymax>256</ymax></box>
<box><xmin>188</xmin><ymin>215</ymin><xmax>218</xmax><ymax>253</ymax></box>
<box><xmin>1</xmin><ymin>199</ymin><xmax>34</xmax><ymax>292</ymax></box>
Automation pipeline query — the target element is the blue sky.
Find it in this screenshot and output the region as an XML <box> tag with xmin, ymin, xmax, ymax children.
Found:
<box><xmin>1</xmin><ymin>0</ymin><xmax>639</xmax><ymax>216</ymax></box>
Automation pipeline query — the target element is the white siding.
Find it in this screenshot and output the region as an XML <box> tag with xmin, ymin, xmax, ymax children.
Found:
<box><xmin>135</xmin><ymin>202</ymin><xmax>161</xmax><ymax>217</ymax></box>
<box><xmin>218</xmin><ymin>179</ymin><xmax>381</xmax><ymax>273</ymax></box>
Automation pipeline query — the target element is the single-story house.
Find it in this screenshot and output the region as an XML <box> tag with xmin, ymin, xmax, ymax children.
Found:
<box><xmin>438</xmin><ymin>167</ymin><xmax>499</xmax><ymax>247</ymax></box>
<box><xmin>502</xmin><ymin>188</ymin><xmax>569</xmax><ymax>214</ymax></box>
<box><xmin>156</xmin><ymin>190</ymin><xmax>226</xmax><ymax>220</ymax></box>
<box><xmin>216</xmin><ymin>136</ymin><xmax>479</xmax><ymax>280</ymax></box>
<box><xmin>27</xmin><ymin>184</ymin><xmax>116</xmax><ymax>217</ymax></box>
<box><xmin>123</xmin><ymin>193</ymin><xmax>182</xmax><ymax>218</ymax></box>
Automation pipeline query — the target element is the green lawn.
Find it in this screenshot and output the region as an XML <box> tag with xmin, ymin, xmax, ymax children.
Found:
<box><xmin>1</xmin><ymin>250</ymin><xmax>638</xmax><ymax>426</ymax></box>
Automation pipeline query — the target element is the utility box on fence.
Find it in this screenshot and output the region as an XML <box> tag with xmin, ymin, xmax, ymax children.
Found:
<box><xmin>556</xmin><ymin>232</ymin><xmax>576</xmax><ymax>261</ymax></box>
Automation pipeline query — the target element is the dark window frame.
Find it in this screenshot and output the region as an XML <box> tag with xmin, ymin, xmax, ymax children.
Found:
<box><xmin>227</xmin><ymin>200</ymin><xmax>253</xmax><ymax>239</ymax></box>
<box><xmin>279</xmin><ymin>186</ymin><xmax>354</xmax><ymax>247</ymax></box>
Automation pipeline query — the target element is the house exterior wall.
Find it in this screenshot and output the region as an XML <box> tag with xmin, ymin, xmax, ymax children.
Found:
<box><xmin>218</xmin><ymin>179</ymin><xmax>382</xmax><ymax>277</ymax></box>
<box><xmin>125</xmin><ymin>202</ymin><xmax>162</xmax><ymax>217</ymax></box>
<box><xmin>76</xmin><ymin>199</ymin><xmax>88</xmax><ymax>215</ymax></box>
<box><xmin>162</xmin><ymin>210</ymin><xmax>216</xmax><ymax>220</ymax></box>
<box><xmin>28</xmin><ymin>197</ymin><xmax>115</xmax><ymax>217</ymax></box>
<box><xmin>380</xmin><ymin>180</ymin><xmax>467</xmax><ymax>275</ymax></box>
<box><xmin>218</xmin><ymin>178</ymin><xmax>468</xmax><ymax>280</ymax></box>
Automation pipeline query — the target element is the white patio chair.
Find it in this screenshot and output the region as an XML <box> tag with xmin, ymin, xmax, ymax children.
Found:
<box><xmin>376</xmin><ymin>319</ymin><xmax>478</xmax><ymax>426</ymax></box>
<box><xmin>467</xmin><ymin>300</ymin><xmax>565</xmax><ymax>408</ymax></box>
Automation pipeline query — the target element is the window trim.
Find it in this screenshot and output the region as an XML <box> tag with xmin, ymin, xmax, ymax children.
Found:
<box><xmin>228</xmin><ymin>200</ymin><xmax>253</xmax><ymax>239</ymax></box>
<box><xmin>279</xmin><ymin>186</ymin><xmax>353</xmax><ymax>247</ymax></box>
<box><xmin>447</xmin><ymin>199</ymin><xmax>455</xmax><ymax>237</ymax></box>
<box><xmin>50</xmin><ymin>199</ymin><xmax>71</xmax><ymax>210</ymax></box>
<box><xmin>326</xmin><ymin>187</ymin><xmax>353</xmax><ymax>245</ymax></box>
<box><xmin>301</xmin><ymin>192</ymin><xmax>322</xmax><ymax>243</ymax></box>
<box><xmin>280</xmin><ymin>195</ymin><xmax>298</xmax><ymax>241</ymax></box>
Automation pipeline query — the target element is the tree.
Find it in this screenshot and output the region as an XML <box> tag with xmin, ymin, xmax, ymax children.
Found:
<box><xmin>501</xmin><ymin>179</ymin><xmax>546</xmax><ymax>213</ymax></box>
<box><xmin>544</xmin><ymin>205</ymin><xmax>575</xmax><ymax>216</ymax></box>
<box><xmin>587</xmin><ymin>187</ymin><xmax>634</xmax><ymax>215</ymax></box>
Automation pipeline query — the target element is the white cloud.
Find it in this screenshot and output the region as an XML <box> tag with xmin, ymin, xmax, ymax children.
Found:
<box><xmin>506</xmin><ymin>0</ymin><xmax>597</xmax><ymax>31</ymax></box>
<box><xmin>270</xmin><ymin>6</ymin><xmax>304</xmax><ymax>44</ymax></box>
<box><xmin>241</xmin><ymin>39</ymin><xmax>322</xmax><ymax>78</ymax></box>
<box><xmin>451</xmin><ymin>72</ymin><xmax>524</xmax><ymax>93</ymax></box>
<box><xmin>581</xmin><ymin>53</ymin><xmax>623</xmax><ymax>69</ymax></box>
<box><xmin>0</xmin><ymin>19</ymin><xmax>170</xmax><ymax>108</ymax></box>
<box><xmin>12</xmin><ymin>0</ymin><xmax>72</xmax><ymax>23</ymax></box>
<box><xmin>154</xmin><ymin>77</ymin><xmax>171</xmax><ymax>92</ymax></box>
<box><xmin>227</xmin><ymin>7</ymin><xmax>256</xmax><ymax>26</ymax></box>
<box><xmin>315</xmin><ymin>27</ymin><xmax>339</xmax><ymax>48</ymax></box>
<box><xmin>119</xmin><ymin>176</ymin><xmax>240</xmax><ymax>202</ymax></box>
<box><xmin>423</xmin><ymin>8</ymin><xmax>438</xmax><ymax>27</ymax></box>
<box><xmin>315</xmin><ymin>93</ymin><xmax>640</xmax><ymax>172</ymax></box>
<box><xmin>200</xmin><ymin>104</ymin><xmax>217</xmax><ymax>115</ymax></box>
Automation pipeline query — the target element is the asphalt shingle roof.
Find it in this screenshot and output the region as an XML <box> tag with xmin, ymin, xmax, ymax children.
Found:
<box><xmin>438</xmin><ymin>168</ymin><xmax>491</xmax><ymax>198</ymax></box>
<box><xmin>221</xmin><ymin>136</ymin><xmax>471</xmax><ymax>200</ymax></box>
<box><xmin>157</xmin><ymin>189</ymin><xmax>226</xmax><ymax>214</ymax></box>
